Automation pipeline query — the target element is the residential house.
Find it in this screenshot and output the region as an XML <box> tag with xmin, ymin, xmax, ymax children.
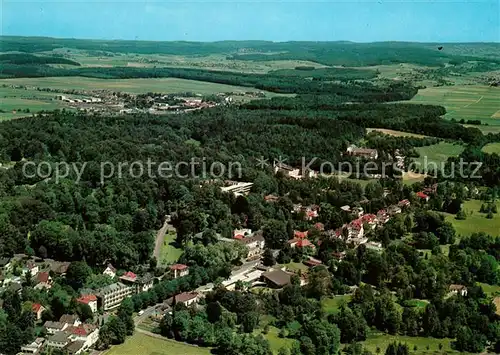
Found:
<box><xmin>377</xmin><ymin>209</ymin><xmax>390</xmax><ymax>224</ymax></box>
<box><xmin>398</xmin><ymin>199</ymin><xmax>411</xmax><ymax>208</ymax></box>
<box><xmin>264</xmin><ymin>194</ymin><xmax>279</xmax><ymax>203</ymax></box>
<box><xmin>59</xmin><ymin>314</ymin><xmax>81</xmax><ymax>327</ymax></box>
<box><xmin>76</xmin><ymin>294</ymin><xmax>98</xmax><ymax>313</ymax></box>
<box><xmin>103</xmin><ymin>264</ymin><xmax>117</xmax><ymax>278</ymax></box>
<box><xmin>23</xmin><ymin>261</ymin><xmax>39</xmax><ymax>277</ymax></box>
<box><xmin>170</xmin><ymin>264</ymin><xmax>190</xmax><ymax>279</ymax></box>
<box><xmin>314</xmin><ymin>222</ymin><xmax>325</xmax><ymax>231</ymax></box>
<box><xmin>449</xmin><ymin>284</ymin><xmax>468</xmax><ymax>296</ymax></box>
<box><xmin>96</xmin><ymin>282</ymin><xmax>133</xmax><ymax>311</ymax></box>
<box><xmin>34</xmin><ymin>271</ymin><xmax>52</xmax><ymax>290</ymax></box>
<box><xmin>45</xmin><ymin>260</ymin><xmax>71</xmax><ymax>275</ymax></box>
<box><xmin>46</xmin><ymin>331</ymin><xmax>71</xmax><ymax>349</ymax></box>
<box><xmin>347</xmin><ymin>219</ymin><xmax>364</xmax><ymax>240</ymax></box>
<box><xmin>361</xmin><ymin>214</ymin><xmax>377</xmax><ymax>229</ymax></box>
<box><xmin>44</xmin><ymin>321</ymin><xmax>68</xmax><ymax>335</ymax></box>
<box><xmin>235</xmin><ymin>232</ymin><xmax>266</xmax><ymax>260</ymax></box>
<box><xmin>233</xmin><ymin>228</ymin><xmax>252</xmax><ymax>239</ymax></box>
<box><xmin>416</xmin><ymin>191</ymin><xmax>430</xmax><ymax>202</ymax></box>
<box><xmin>32</xmin><ymin>303</ymin><xmax>45</xmax><ymax>320</ymax></box>
<box><xmin>20</xmin><ymin>337</ymin><xmax>45</xmax><ymax>354</ymax></box>
<box><xmin>66</xmin><ymin>324</ymin><xmax>99</xmax><ymax>349</ymax></box>
<box><xmin>387</xmin><ymin>205</ymin><xmax>402</xmax><ymax>215</ymax></box>
<box><xmin>166</xmin><ymin>292</ymin><xmax>200</xmax><ymax>307</ymax></box>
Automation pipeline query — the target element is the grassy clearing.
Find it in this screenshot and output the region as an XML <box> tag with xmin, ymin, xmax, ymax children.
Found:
<box><xmin>367</xmin><ymin>128</ymin><xmax>429</xmax><ymax>138</ymax></box>
<box><xmin>283</xmin><ymin>262</ymin><xmax>309</xmax><ymax>272</ymax></box>
<box><xmin>0</xmin><ymin>86</ymin><xmax>65</xmax><ymax>120</ymax></box>
<box><xmin>410</xmin><ymin>85</ymin><xmax>500</xmax><ymax>126</ymax></box>
<box><xmin>321</xmin><ymin>295</ymin><xmax>352</xmax><ymax>315</ymax></box>
<box><xmin>361</xmin><ymin>331</ymin><xmax>458</xmax><ymax>354</ymax></box>
<box><xmin>482</xmin><ymin>142</ymin><xmax>500</xmax><ymax>154</ymax></box>
<box><xmin>105</xmin><ymin>332</ymin><xmax>211</xmax><ymax>355</ymax></box>
<box><xmin>0</xmin><ymin>76</ymin><xmax>290</xmax><ymax>97</ymax></box>
<box><xmin>402</xmin><ymin>172</ymin><xmax>427</xmax><ymax>186</ymax></box>
<box><xmin>413</xmin><ymin>142</ymin><xmax>464</xmax><ymax>172</ymax></box>
<box><xmin>478</xmin><ymin>282</ymin><xmax>500</xmax><ymax>296</ymax></box>
<box><xmin>443</xmin><ymin>199</ymin><xmax>500</xmax><ymax>237</ymax></box>
<box><xmin>158</xmin><ymin>231</ymin><xmax>183</xmax><ymax>265</ymax></box>
<box><xmin>254</xmin><ymin>326</ymin><xmax>298</xmax><ymax>354</ymax></box>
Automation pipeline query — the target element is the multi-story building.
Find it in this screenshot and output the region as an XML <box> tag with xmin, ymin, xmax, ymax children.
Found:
<box><xmin>234</xmin><ymin>231</ymin><xmax>266</xmax><ymax>260</ymax></box>
<box><xmin>77</xmin><ymin>294</ymin><xmax>98</xmax><ymax>313</ymax></box>
<box><xmin>96</xmin><ymin>282</ymin><xmax>133</xmax><ymax>311</ymax></box>
<box><xmin>170</xmin><ymin>264</ymin><xmax>189</xmax><ymax>279</ymax></box>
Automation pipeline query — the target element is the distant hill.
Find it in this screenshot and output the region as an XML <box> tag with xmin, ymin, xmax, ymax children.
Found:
<box><xmin>1</xmin><ymin>36</ymin><xmax>499</xmax><ymax>67</ymax></box>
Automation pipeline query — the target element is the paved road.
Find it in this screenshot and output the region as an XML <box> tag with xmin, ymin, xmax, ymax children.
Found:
<box><xmin>153</xmin><ymin>218</ymin><xmax>175</xmax><ymax>260</ymax></box>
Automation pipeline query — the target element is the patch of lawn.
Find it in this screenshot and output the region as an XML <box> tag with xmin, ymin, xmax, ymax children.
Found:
<box><xmin>478</xmin><ymin>282</ymin><xmax>500</xmax><ymax>296</ymax></box>
<box><xmin>105</xmin><ymin>332</ymin><xmax>211</xmax><ymax>355</ymax></box>
<box><xmin>254</xmin><ymin>325</ymin><xmax>298</xmax><ymax>354</ymax></box>
<box><xmin>158</xmin><ymin>231</ymin><xmax>183</xmax><ymax>265</ymax></box>
<box><xmin>482</xmin><ymin>142</ymin><xmax>500</xmax><ymax>155</ymax></box>
<box><xmin>443</xmin><ymin>199</ymin><xmax>500</xmax><ymax>238</ymax></box>
<box><xmin>283</xmin><ymin>262</ymin><xmax>309</xmax><ymax>272</ymax></box>
<box><xmin>321</xmin><ymin>295</ymin><xmax>352</xmax><ymax>315</ymax></box>
<box><xmin>361</xmin><ymin>331</ymin><xmax>458</xmax><ymax>354</ymax></box>
<box><xmin>367</xmin><ymin>128</ymin><xmax>429</xmax><ymax>138</ymax></box>
<box><xmin>413</xmin><ymin>142</ymin><xmax>464</xmax><ymax>173</ymax></box>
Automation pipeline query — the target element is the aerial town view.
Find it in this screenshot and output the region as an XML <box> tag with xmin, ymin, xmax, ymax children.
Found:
<box><xmin>0</xmin><ymin>1</ymin><xmax>499</xmax><ymax>355</ymax></box>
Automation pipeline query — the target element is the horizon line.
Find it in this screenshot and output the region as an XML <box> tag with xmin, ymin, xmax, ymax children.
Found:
<box><xmin>1</xmin><ymin>34</ymin><xmax>499</xmax><ymax>45</ymax></box>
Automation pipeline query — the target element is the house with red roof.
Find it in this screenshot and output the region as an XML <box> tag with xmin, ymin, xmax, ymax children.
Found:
<box><xmin>294</xmin><ymin>230</ymin><xmax>309</xmax><ymax>239</ymax></box>
<box><xmin>416</xmin><ymin>191</ymin><xmax>430</xmax><ymax>202</ymax></box>
<box><xmin>119</xmin><ymin>271</ymin><xmax>137</xmax><ymax>283</ymax></box>
<box><xmin>35</xmin><ymin>271</ymin><xmax>52</xmax><ymax>290</ymax></box>
<box><xmin>76</xmin><ymin>294</ymin><xmax>98</xmax><ymax>313</ymax></box>
<box><xmin>170</xmin><ymin>264</ymin><xmax>190</xmax><ymax>279</ymax></box>
<box><xmin>32</xmin><ymin>303</ymin><xmax>45</xmax><ymax>320</ymax></box>
<box><xmin>67</xmin><ymin>324</ymin><xmax>99</xmax><ymax>350</ymax></box>
<box><xmin>296</xmin><ymin>239</ymin><xmax>315</xmax><ymax>250</ymax></box>
<box><xmin>347</xmin><ymin>219</ymin><xmax>364</xmax><ymax>240</ymax></box>
<box><xmin>398</xmin><ymin>199</ymin><xmax>411</xmax><ymax>208</ymax></box>
<box><xmin>377</xmin><ymin>209</ymin><xmax>390</xmax><ymax>224</ymax></box>
<box><xmin>361</xmin><ymin>214</ymin><xmax>377</xmax><ymax>229</ymax></box>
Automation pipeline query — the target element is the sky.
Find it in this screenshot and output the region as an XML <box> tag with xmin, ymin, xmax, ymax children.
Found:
<box><xmin>1</xmin><ymin>0</ymin><xmax>499</xmax><ymax>43</ymax></box>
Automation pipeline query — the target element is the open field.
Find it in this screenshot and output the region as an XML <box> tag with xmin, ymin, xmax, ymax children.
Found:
<box><xmin>402</xmin><ymin>172</ymin><xmax>427</xmax><ymax>185</ymax></box>
<box><xmin>464</xmin><ymin>123</ymin><xmax>500</xmax><ymax>134</ymax></box>
<box><xmin>158</xmin><ymin>231</ymin><xmax>183</xmax><ymax>265</ymax></box>
<box><xmin>0</xmin><ymin>76</ymin><xmax>288</xmax><ymax>96</ymax></box>
<box><xmin>0</xmin><ymin>86</ymin><xmax>68</xmax><ymax>120</ymax></box>
<box><xmin>360</xmin><ymin>332</ymin><xmax>459</xmax><ymax>355</ymax></box>
<box><xmin>443</xmin><ymin>199</ymin><xmax>500</xmax><ymax>237</ymax></box>
<box><xmin>367</xmin><ymin>128</ymin><xmax>429</xmax><ymax>138</ymax></box>
<box><xmin>410</xmin><ymin>85</ymin><xmax>500</xmax><ymax>126</ymax></box>
<box><xmin>105</xmin><ymin>332</ymin><xmax>211</xmax><ymax>355</ymax></box>
<box><xmin>321</xmin><ymin>295</ymin><xmax>352</xmax><ymax>315</ymax></box>
<box><xmin>478</xmin><ymin>282</ymin><xmax>500</xmax><ymax>296</ymax></box>
<box><xmin>49</xmin><ymin>49</ymin><xmax>329</xmax><ymax>73</ymax></box>
<box><xmin>254</xmin><ymin>325</ymin><xmax>298</xmax><ymax>354</ymax></box>
<box><xmin>482</xmin><ymin>142</ymin><xmax>500</xmax><ymax>154</ymax></box>
<box><xmin>413</xmin><ymin>142</ymin><xmax>464</xmax><ymax>172</ymax></box>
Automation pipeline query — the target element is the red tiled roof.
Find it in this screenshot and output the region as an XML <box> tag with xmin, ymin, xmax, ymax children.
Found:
<box><xmin>37</xmin><ymin>272</ymin><xmax>49</xmax><ymax>283</ymax></box>
<box><xmin>294</xmin><ymin>231</ymin><xmax>308</xmax><ymax>239</ymax></box>
<box><xmin>362</xmin><ymin>214</ymin><xmax>377</xmax><ymax>222</ymax></box>
<box><xmin>398</xmin><ymin>199</ymin><xmax>410</xmax><ymax>206</ymax></box>
<box><xmin>77</xmin><ymin>295</ymin><xmax>97</xmax><ymax>304</ymax></box>
<box><xmin>349</xmin><ymin>219</ymin><xmax>363</xmax><ymax>230</ymax></box>
<box><xmin>417</xmin><ymin>192</ymin><xmax>429</xmax><ymax>199</ymax></box>
<box><xmin>32</xmin><ymin>303</ymin><xmax>43</xmax><ymax>313</ymax></box>
<box><xmin>122</xmin><ymin>271</ymin><xmax>137</xmax><ymax>280</ymax></box>
<box><xmin>233</xmin><ymin>234</ymin><xmax>244</xmax><ymax>240</ymax></box>
<box><xmin>170</xmin><ymin>264</ymin><xmax>188</xmax><ymax>271</ymax></box>
<box><xmin>296</xmin><ymin>239</ymin><xmax>315</xmax><ymax>248</ymax></box>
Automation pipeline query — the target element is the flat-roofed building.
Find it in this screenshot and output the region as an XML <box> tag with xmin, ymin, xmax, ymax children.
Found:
<box><xmin>96</xmin><ymin>282</ymin><xmax>133</xmax><ymax>311</ymax></box>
